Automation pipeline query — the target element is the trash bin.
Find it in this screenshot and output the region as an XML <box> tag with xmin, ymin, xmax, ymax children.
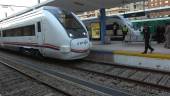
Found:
<box><xmin>104</xmin><ymin>36</ymin><xmax>111</xmax><ymax>44</ymax></box>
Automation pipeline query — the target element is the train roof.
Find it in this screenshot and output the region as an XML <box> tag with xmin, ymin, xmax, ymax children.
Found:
<box><xmin>131</xmin><ymin>17</ymin><xmax>170</xmax><ymax>22</ymax></box>
<box><xmin>82</xmin><ymin>15</ymin><xmax>123</xmax><ymax>22</ymax></box>
<box><xmin>0</xmin><ymin>3</ymin><xmax>61</xmax><ymax>22</ymax></box>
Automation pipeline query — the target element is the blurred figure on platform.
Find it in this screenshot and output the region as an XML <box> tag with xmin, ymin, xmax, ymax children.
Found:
<box><xmin>142</xmin><ymin>24</ymin><xmax>154</xmax><ymax>54</ymax></box>
<box><xmin>156</xmin><ymin>25</ymin><xmax>165</xmax><ymax>44</ymax></box>
<box><xmin>113</xmin><ymin>22</ymin><xmax>119</xmax><ymax>36</ymax></box>
<box><xmin>122</xmin><ymin>25</ymin><xmax>128</xmax><ymax>41</ymax></box>
<box><xmin>165</xmin><ymin>23</ymin><xmax>170</xmax><ymax>49</ymax></box>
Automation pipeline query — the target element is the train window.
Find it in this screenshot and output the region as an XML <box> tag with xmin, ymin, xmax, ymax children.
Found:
<box><xmin>47</xmin><ymin>8</ymin><xmax>87</xmax><ymax>39</ymax></box>
<box><xmin>23</xmin><ymin>27</ymin><xmax>31</xmax><ymax>36</ymax></box>
<box><xmin>0</xmin><ymin>31</ymin><xmax>1</xmax><ymax>37</ymax></box>
<box><xmin>2</xmin><ymin>25</ymin><xmax>35</xmax><ymax>37</ymax></box>
<box><xmin>3</xmin><ymin>30</ymin><xmax>7</xmax><ymax>37</ymax></box>
<box><xmin>5</xmin><ymin>29</ymin><xmax>12</xmax><ymax>37</ymax></box>
<box><xmin>37</xmin><ymin>22</ymin><xmax>41</xmax><ymax>32</ymax></box>
<box><xmin>23</xmin><ymin>25</ymin><xmax>35</xmax><ymax>36</ymax></box>
<box><xmin>14</xmin><ymin>28</ymin><xmax>22</xmax><ymax>36</ymax></box>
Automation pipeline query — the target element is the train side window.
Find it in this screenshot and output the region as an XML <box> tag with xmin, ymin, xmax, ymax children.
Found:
<box><xmin>23</xmin><ymin>25</ymin><xmax>35</xmax><ymax>36</ymax></box>
<box><xmin>37</xmin><ymin>22</ymin><xmax>41</xmax><ymax>32</ymax></box>
<box><xmin>3</xmin><ymin>30</ymin><xmax>6</xmax><ymax>37</ymax></box>
<box><xmin>14</xmin><ymin>28</ymin><xmax>22</xmax><ymax>36</ymax></box>
<box><xmin>2</xmin><ymin>24</ymin><xmax>35</xmax><ymax>37</ymax></box>
<box><xmin>6</xmin><ymin>29</ymin><xmax>11</xmax><ymax>37</ymax></box>
<box><xmin>0</xmin><ymin>30</ymin><xmax>1</xmax><ymax>37</ymax></box>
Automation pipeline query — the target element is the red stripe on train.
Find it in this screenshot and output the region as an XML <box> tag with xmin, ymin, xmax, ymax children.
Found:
<box><xmin>2</xmin><ymin>42</ymin><xmax>89</xmax><ymax>53</ymax></box>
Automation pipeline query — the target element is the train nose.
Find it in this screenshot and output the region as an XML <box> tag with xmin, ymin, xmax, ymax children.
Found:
<box><xmin>60</xmin><ymin>46</ymin><xmax>70</xmax><ymax>53</ymax></box>
<box><xmin>70</xmin><ymin>38</ymin><xmax>90</xmax><ymax>53</ymax></box>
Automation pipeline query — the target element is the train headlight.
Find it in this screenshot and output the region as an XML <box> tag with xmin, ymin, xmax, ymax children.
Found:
<box><xmin>69</xmin><ymin>33</ymin><xmax>73</xmax><ymax>37</ymax></box>
<box><xmin>60</xmin><ymin>46</ymin><xmax>70</xmax><ymax>53</ymax></box>
<box><xmin>83</xmin><ymin>32</ymin><xmax>86</xmax><ymax>36</ymax></box>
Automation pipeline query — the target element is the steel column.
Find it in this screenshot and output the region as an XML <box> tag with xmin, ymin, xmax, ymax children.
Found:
<box><xmin>99</xmin><ymin>8</ymin><xmax>106</xmax><ymax>44</ymax></box>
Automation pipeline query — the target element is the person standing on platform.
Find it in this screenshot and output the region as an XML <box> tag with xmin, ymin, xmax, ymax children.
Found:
<box><xmin>142</xmin><ymin>24</ymin><xmax>154</xmax><ymax>54</ymax></box>
<box><xmin>156</xmin><ymin>25</ymin><xmax>166</xmax><ymax>44</ymax></box>
<box><xmin>122</xmin><ymin>25</ymin><xmax>128</xmax><ymax>41</ymax></box>
<box><xmin>113</xmin><ymin>22</ymin><xmax>118</xmax><ymax>36</ymax></box>
<box><xmin>156</xmin><ymin>26</ymin><xmax>161</xmax><ymax>44</ymax></box>
<box><xmin>165</xmin><ymin>23</ymin><xmax>170</xmax><ymax>49</ymax></box>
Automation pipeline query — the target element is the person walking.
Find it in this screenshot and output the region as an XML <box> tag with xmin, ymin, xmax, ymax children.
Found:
<box><xmin>142</xmin><ymin>24</ymin><xmax>154</xmax><ymax>54</ymax></box>
<box><xmin>165</xmin><ymin>23</ymin><xmax>170</xmax><ymax>49</ymax></box>
<box><xmin>122</xmin><ymin>25</ymin><xmax>128</xmax><ymax>41</ymax></box>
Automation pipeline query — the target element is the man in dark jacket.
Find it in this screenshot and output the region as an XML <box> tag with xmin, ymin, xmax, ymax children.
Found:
<box><xmin>142</xmin><ymin>24</ymin><xmax>154</xmax><ymax>54</ymax></box>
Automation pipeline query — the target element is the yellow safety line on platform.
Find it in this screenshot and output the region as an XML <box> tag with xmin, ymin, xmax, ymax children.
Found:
<box><xmin>113</xmin><ymin>50</ymin><xmax>170</xmax><ymax>60</ymax></box>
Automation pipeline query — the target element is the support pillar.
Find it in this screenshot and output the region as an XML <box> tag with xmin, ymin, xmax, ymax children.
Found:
<box><xmin>99</xmin><ymin>8</ymin><xmax>106</xmax><ymax>44</ymax></box>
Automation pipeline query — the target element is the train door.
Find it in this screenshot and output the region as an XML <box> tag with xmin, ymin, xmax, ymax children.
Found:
<box><xmin>36</xmin><ymin>21</ymin><xmax>44</xmax><ymax>55</ymax></box>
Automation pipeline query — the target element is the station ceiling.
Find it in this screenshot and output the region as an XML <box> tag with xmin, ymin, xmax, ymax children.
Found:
<box><xmin>42</xmin><ymin>0</ymin><xmax>146</xmax><ymax>13</ymax></box>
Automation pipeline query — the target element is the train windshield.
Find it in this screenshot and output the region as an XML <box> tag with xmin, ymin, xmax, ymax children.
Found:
<box><xmin>47</xmin><ymin>8</ymin><xmax>87</xmax><ymax>39</ymax></box>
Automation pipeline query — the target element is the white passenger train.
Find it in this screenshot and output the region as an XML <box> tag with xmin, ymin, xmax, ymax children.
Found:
<box><xmin>83</xmin><ymin>15</ymin><xmax>143</xmax><ymax>41</ymax></box>
<box><xmin>0</xmin><ymin>6</ymin><xmax>90</xmax><ymax>60</ymax></box>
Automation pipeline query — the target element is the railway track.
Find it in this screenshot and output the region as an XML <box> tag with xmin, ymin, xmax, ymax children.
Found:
<box><xmin>0</xmin><ymin>50</ymin><xmax>130</xmax><ymax>96</ymax></box>
<box><xmin>41</xmin><ymin>60</ymin><xmax>170</xmax><ymax>96</ymax></box>
<box><xmin>0</xmin><ymin>50</ymin><xmax>170</xmax><ymax>95</ymax></box>
<box><xmin>0</xmin><ymin>62</ymin><xmax>70</xmax><ymax>96</ymax></box>
<box><xmin>65</xmin><ymin>60</ymin><xmax>170</xmax><ymax>90</ymax></box>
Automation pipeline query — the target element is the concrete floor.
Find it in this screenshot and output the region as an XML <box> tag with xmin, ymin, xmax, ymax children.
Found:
<box><xmin>91</xmin><ymin>41</ymin><xmax>170</xmax><ymax>54</ymax></box>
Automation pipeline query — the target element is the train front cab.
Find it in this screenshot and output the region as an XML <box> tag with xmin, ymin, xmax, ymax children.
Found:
<box><xmin>44</xmin><ymin>7</ymin><xmax>90</xmax><ymax>60</ymax></box>
<box><xmin>60</xmin><ymin>11</ymin><xmax>90</xmax><ymax>60</ymax></box>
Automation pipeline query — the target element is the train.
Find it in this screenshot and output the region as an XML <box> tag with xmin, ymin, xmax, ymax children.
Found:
<box><xmin>83</xmin><ymin>15</ymin><xmax>143</xmax><ymax>41</ymax></box>
<box><xmin>0</xmin><ymin>6</ymin><xmax>91</xmax><ymax>60</ymax></box>
<box><xmin>131</xmin><ymin>17</ymin><xmax>170</xmax><ymax>40</ymax></box>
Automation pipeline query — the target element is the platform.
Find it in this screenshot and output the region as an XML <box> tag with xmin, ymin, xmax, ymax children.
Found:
<box><xmin>85</xmin><ymin>41</ymin><xmax>170</xmax><ymax>72</ymax></box>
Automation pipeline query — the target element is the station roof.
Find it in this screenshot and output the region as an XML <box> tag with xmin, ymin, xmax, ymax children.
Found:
<box><xmin>0</xmin><ymin>0</ymin><xmax>146</xmax><ymax>21</ymax></box>
<box><xmin>42</xmin><ymin>0</ymin><xmax>146</xmax><ymax>13</ymax></box>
